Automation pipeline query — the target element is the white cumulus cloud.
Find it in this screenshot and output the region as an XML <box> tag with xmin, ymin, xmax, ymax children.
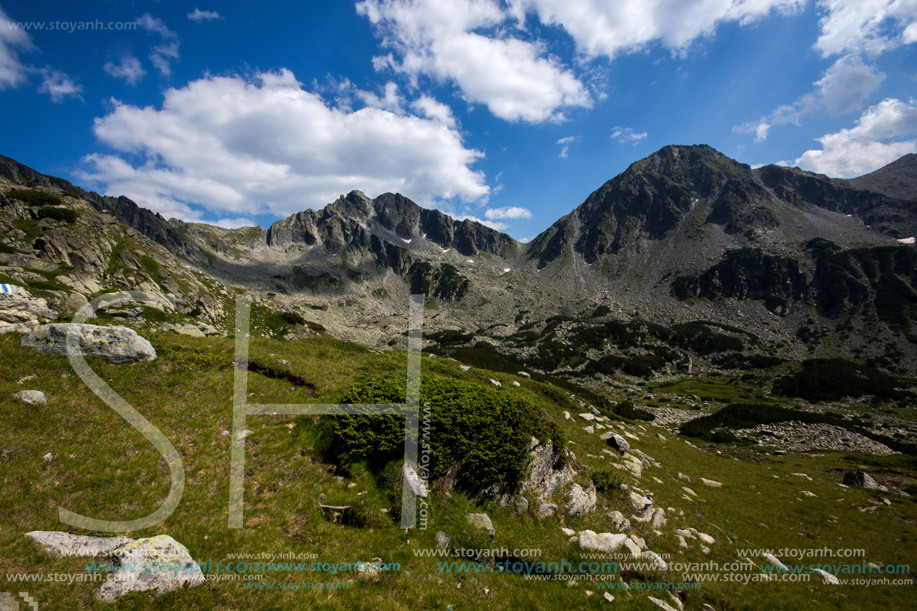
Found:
<box><xmin>38</xmin><ymin>68</ymin><xmax>82</xmax><ymax>102</ymax></box>
<box><xmin>0</xmin><ymin>5</ymin><xmax>33</xmax><ymax>90</ymax></box>
<box><xmin>103</xmin><ymin>56</ymin><xmax>146</xmax><ymax>85</ymax></box>
<box><xmin>485</xmin><ymin>206</ymin><xmax>532</xmax><ymax>220</ymax></box>
<box><xmin>77</xmin><ymin>69</ymin><xmax>489</xmax><ymax>222</ymax></box>
<box><xmin>509</xmin><ymin>0</ymin><xmax>806</xmax><ymax>59</ymax></box>
<box><xmin>814</xmin><ymin>0</ymin><xmax>917</xmax><ymax>57</ymax></box>
<box><xmin>357</xmin><ymin>0</ymin><xmax>591</xmax><ymax>123</ymax></box>
<box><xmin>795</xmin><ymin>97</ymin><xmax>917</xmax><ymax>177</ymax></box>
<box><xmin>735</xmin><ymin>55</ymin><xmax>886</xmax><ymax>142</ymax></box>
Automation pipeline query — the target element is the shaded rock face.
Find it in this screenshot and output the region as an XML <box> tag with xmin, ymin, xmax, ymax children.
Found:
<box><xmin>529</xmin><ymin>145</ymin><xmax>769</xmax><ymax>267</ymax></box>
<box><xmin>97</xmin><ymin>535</ymin><xmax>206</xmax><ymax>602</ymax></box>
<box><xmin>265</xmin><ymin>190</ymin><xmax>517</xmax><ymax>260</ymax></box>
<box><xmin>21</xmin><ymin>324</ymin><xmax>157</xmax><ymax>363</ymax></box>
<box><xmin>843</xmin><ymin>471</ymin><xmax>879</xmax><ymax>488</ymax></box>
<box><xmin>757</xmin><ymin>163</ymin><xmax>917</xmax><ymax>238</ymax></box>
<box><xmin>673</xmin><ymin>249</ymin><xmax>810</xmax><ymax>313</ymax></box>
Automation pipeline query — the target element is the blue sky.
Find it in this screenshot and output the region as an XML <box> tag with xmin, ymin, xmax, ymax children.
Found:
<box><xmin>1</xmin><ymin>1</ymin><xmax>915</xmax><ymax>240</ymax></box>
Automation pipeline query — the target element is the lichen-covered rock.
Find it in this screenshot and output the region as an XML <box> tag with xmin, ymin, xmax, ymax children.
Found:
<box><xmin>465</xmin><ymin>513</ymin><xmax>494</xmax><ymax>536</ymax></box>
<box><xmin>21</xmin><ymin>323</ymin><xmax>156</xmax><ymax>363</ymax></box>
<box><xmin>565</xmin><ymin>483</ymin><xmax>597</xmax><ymax>516</ymax></box>
<box><xmin>578</xmin><ymin>531</ymin><xmax>627</xmax><ymax>553</ymax></box>
<box><xmin>97</xmin><ymin>535</ymin><xmax>205</xmax><ymax>601</ymax></box>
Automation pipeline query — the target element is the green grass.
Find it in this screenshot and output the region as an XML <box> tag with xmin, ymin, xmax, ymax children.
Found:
<box><xmin>0</xmin><ymin>332</ymin><xmax>915</xmax><ymax>610</ymax></box>
<box><xmin>648</xmin><ymin>377</ymin><xmax>768</xmax><ymax>403</ymax></box>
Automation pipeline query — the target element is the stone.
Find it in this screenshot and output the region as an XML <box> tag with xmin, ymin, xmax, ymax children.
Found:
<box><xmin>21</xmin><ymin>324</ymin><xmax>156</xmax><ymax>363</ymax></box>
<box><xmin>15</xmin><ymin>390</ymin><xmax>46</xmax><ymax>405</ymax></box>
<box><xmin>520</xmin><ymin>440</ymin><xmax>576</xmax><ymax>499</ymax></box>
<box><xmin>651</xmin><ymin>508</ymin><xmax>667</xmax><ymax>529</ymax></box>
<box><xmin>583</xmin><ymin>426</ymin><xmax>595</xmax><ymax>434</ymax></box>
<box><xmin>537</xmin><ymin>503</ymin><xmax>557</xmax><ymax>520</ymax></box>
<box><xmin>489</xmin><ymin>378</ymin><xmax>501</xmax><ymax>387</ymax></box>
<box><xmin>608</xmin><ymin>511</ymin><xmax>630</xmax><ymax>531</ymax></box>
<box><xmin>843</xmin><ymin>471</ymin><xmax>879</xmax><ymax>489</ymax></box>
<box><xmin>357</xmin><ymin>558</ymin><xmax>385</xmax><ymax>580</ymax></box>
<box><xmin>97</xmin><ymin>535</ymin><xmax>205</xmax><ymax>601</ymax></box>
<box><xmin>518</xmin><ymin>371</ymin><xmax>530</xmax><ymax>378</ymax></box>
<box><xmin>629</xmin><ymin>491</ymin><xmax>653</xmax><ymax>512</ymax></box>
<box><xmin>578</xmin><ymin>531</ymin><xmax>628</xmax><ymax>554</ymax></box>
<box><xmin>25</xmin><ymin>531</ymin><xmax>133</xmax><ymax>558</ymax></box>
<box><xmin>604</xmin><ymin>592</ymin><xmax>614</xmax><ymax>602</ymax></box>
<box><xmin>678</xmin><ymin>472</ymin><xmax>691</xmax><ymax>482</ymax></box>
<box><xmin>561</xmin><ymin>527</ymin><xmax>576</xmax><ymax>536</ymax></box>
<box><xmin>697</xmin><ymin>532</ymin><xmax>715</xmax><ymax>545</ymax></box>
<box><xmin>436</xmin><ymin>531</ymin><xmax>451</xmax><ymax>550</ymax></box>
<box><xmin>563</xmin><ymin>411</ymin><xmax>570</xmax><ymax>420</ymax></box>
<box><xmin>762</xmin><ymin>553</ymin><xmax>787</xmax><ymax>572</ymax></box>
<box><xmin>512</xmin><ymin>381</ymin><xmax>520</xmax><ymax>387</ymax></box>
<box><xmin>700</xmin><ymin>478</ymin><xmax>723</xmax><ymax>488</ymax></box>
<box><xmin>42</xmin><ymin>452</ymin><xmax>53</xmax><ymax>463</ymax></box>
<box><xmin>465</xmin><ymin>513</ymin><xmax>494</xmax><ymax>536</ymax></box>
<box><xmin>677</xmin><ymin>535</ymin><xmax>688</xmax><ymax>548</ymax></box>
<box><xmin>643</xmin><ymin>551</ymin><xmax>668</xmax><ymax>571</ymax></box>
<box><xmin>566</xmin><ymin>483</ymin><xmax>597</xmax><ymax>516</ymax></box>
<box><xmin>0</xmin><ymin>289</ymin><xmax>54</xmax><ymax>334</ymax></box>
<box><xmin>579</xmin><ymin>413</ymin><xmax>595</xmax><ymax>421</ymax></box>
<box><xmin>675</xmin><ymin>528</ymin><xmax>693</xmax><ymax>539</ymax></box>
<box><xmin>514</xmin><ymin>496</ymin><xmax>529</xmax><ymax>515</ymax></box>
<box><xmin>648</xmin><ymin>595</ymin><xmax>679</xmax><ymax>611</ymax></box>
<box><xmin>459</xmin><ymin>365</ymin><xmax>470</xmax><ymax>371</ymax></box>
<box><xmin>605</xmin><ymin>434</ymin><xmax>630</xmax><ymax>454</ymax></box>
<box><xmin>813</xmin><ymin>568</ymin><xmax>840</xmax><ymax>585</ymax></box>
<box><xmin>623</xmin><ymin>537</ymin><xmax>642</xmax><ymax>558</ymax></box>
<box><xmin>402</xmin><ymin>462</ymin><xmax>428</xmax><ymax>498</ymax></box>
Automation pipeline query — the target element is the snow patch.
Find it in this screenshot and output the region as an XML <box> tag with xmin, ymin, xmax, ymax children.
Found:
<box><xmin>442</xmin><ymin>248</ymin><xmax>450</xmax><ymax>254</ymax></box>
<box><xmin>897</xmin><ymin>236</ymin><xmax>916</xmax><ymax>245</ymax></box>
<box><xmin>466</xmin><ymin>259</ymin><xmax>475</xmax><ymax>264</ymax></box>
<box><xmin>402</xmin><ymin>238</ymin><xmax>412</xmax><ymax>244</ymax></box>
<box><xmin>501</xmin><ymin>268</ymin><xmax>511</xmax><ymax>274</ymax></box>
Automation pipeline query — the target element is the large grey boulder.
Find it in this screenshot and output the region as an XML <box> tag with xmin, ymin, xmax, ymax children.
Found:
<box><xmin>0</xmin><ymin>290</ymin><xmax>54</xmax><ymax>334</ymax></box>
<box><xmin>15</xmin><ymin>390</ymin><xmax>46</xmax><ymax>405</ymax></box>
<box><xmin>565</xmin><ymin>483</ymin><xmax>597</xmax><ymax>516</ymax></box>
<box><xmin>25</xmin><ymin>531</ymin><xmax>133</xmax><ymax>557</ymax></box>
<box><xmin>98</xmin><ymin>535</ymin><xmax>205</xmax><ymax>601</ymax></box>
<box><xmin>21</xmin><ymin>324</ymin><xmax>156</xmax><ymax>363</ymax></box>
<box><xmin>843</xmin><ymin>471</ymin><xmax>878</xmax><ymax>489</ymax></box>
<box><xmin>604</xmin><ymin>433</ymin><xmax>630</xmax><ymax>454</ymax></box>
<box><xmin>521</xmin><ymin>439</ymin><xmax>576</xmax><ymax>499</ymax></box>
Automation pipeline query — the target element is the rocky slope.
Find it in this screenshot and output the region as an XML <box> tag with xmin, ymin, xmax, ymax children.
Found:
<box><xmin>2</xmin><ymin>146</ymin><xmax>916</xmax><ymax>378</ymax></box>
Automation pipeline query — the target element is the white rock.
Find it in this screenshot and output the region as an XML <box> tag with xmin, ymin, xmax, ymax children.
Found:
<box><xmin>465</xmin><ymin>513</ymin><xmax>494</xmax><ymax>536</ymax></box>
<box><xmin>701</xmin><ymin>478</ymin><xmax>723</xmax><ymax>488</ymax></box>
<box><xmin>402</xmin><ymin>462</ymin><xmax>428</xmax><ymax>498</ymax></box>
<box><xmin>42</xmin><ymin>452</ymin><xmax>53</xmax><ymax>463</ymax></box>
<box><xmin>762</xmin><ymin>553</ymin><xmax>787</xmax><ymax>572</ymax></box>
<box><xmin>566</xmin><ymin>483</ymin><xmax>597</xmax><ymax>516</ymax></box>
<box><xmin>489</xmin><ymin>378</ymin><xmax>501</xmax><ymax>387</ymax></box>
<box><xmin>15</xmin><ymin>390</ymin><xmax>46</xmax><ymax>405</ymax></box>
<box><xmin>579</xmin><ymin>413</ymin><xmax>596</xmax><ymax>421</ymax></box>
<box><xmin>813</xmin><ymin>568</ymin><xmax>839</xmax><ymax>585</ymax></box>
<box><xmin>26</xmin><ymin>531</ymin><xmax>133</xmax><ymax>557</ymax></box>
<box><xmin>583</xmin><ymin>426</ymin><xmax>595</xmax><ymax>434</ymax></box>
<box><xmin>97</xmin><ymin>535</ymin><xmax>205</xmax><ymax>601</ymax></box>
<box><xmin>561</xmin><ymin>527</ymin><xmax>576</xmax><ymax>536</ymax></box>
<box><xmin>578</xmin><ymin>531</ymin><xmax>627</xmax><ymax>553</ymax></box>
<box><xmin>22</xmin><ymin>324</ymin><xmax>156</xmax><ymax>363</ymax></box>
<box><xmin>697</xmin><ymin>532</ymin><xmax>715</xmax><ymax>545</ymax></box>
<box><xmin>644</xmin><ymin>551</ymin><xmax>668</xmax><ymax>570</ymax></box>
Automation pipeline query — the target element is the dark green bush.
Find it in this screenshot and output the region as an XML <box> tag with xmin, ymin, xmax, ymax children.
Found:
<box><xmin>36</xmin><ymin>206</ymin><xmax>78</xmax><ymax>223</ymax></box>
<box><xmin>612</xmin><ymin>400</ymin><xmax>655</xmax><ymax>421</ymax></box>
<box><xmin>320</xmin><ymin>374</ymin><xmax>561</xmax><ymax>493</ymax></box>
<box><xmin>592</xmin><ymin>469</ymin><xmax>621</xmax><ymax>493</ymax></box>
<box><xmin>773</xmin><ymin>359</ymin><xmax>908</xmax><ymax>401</ymax></box>
<box><xmin>280</xmin><ymin>311</ymin><xmax>307</xmax><ymax>326</ymax></box>
<box><xmin>9</xmin><ymin>188</ymin><xmax>63</xmax><ymax>207</ymax></box>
